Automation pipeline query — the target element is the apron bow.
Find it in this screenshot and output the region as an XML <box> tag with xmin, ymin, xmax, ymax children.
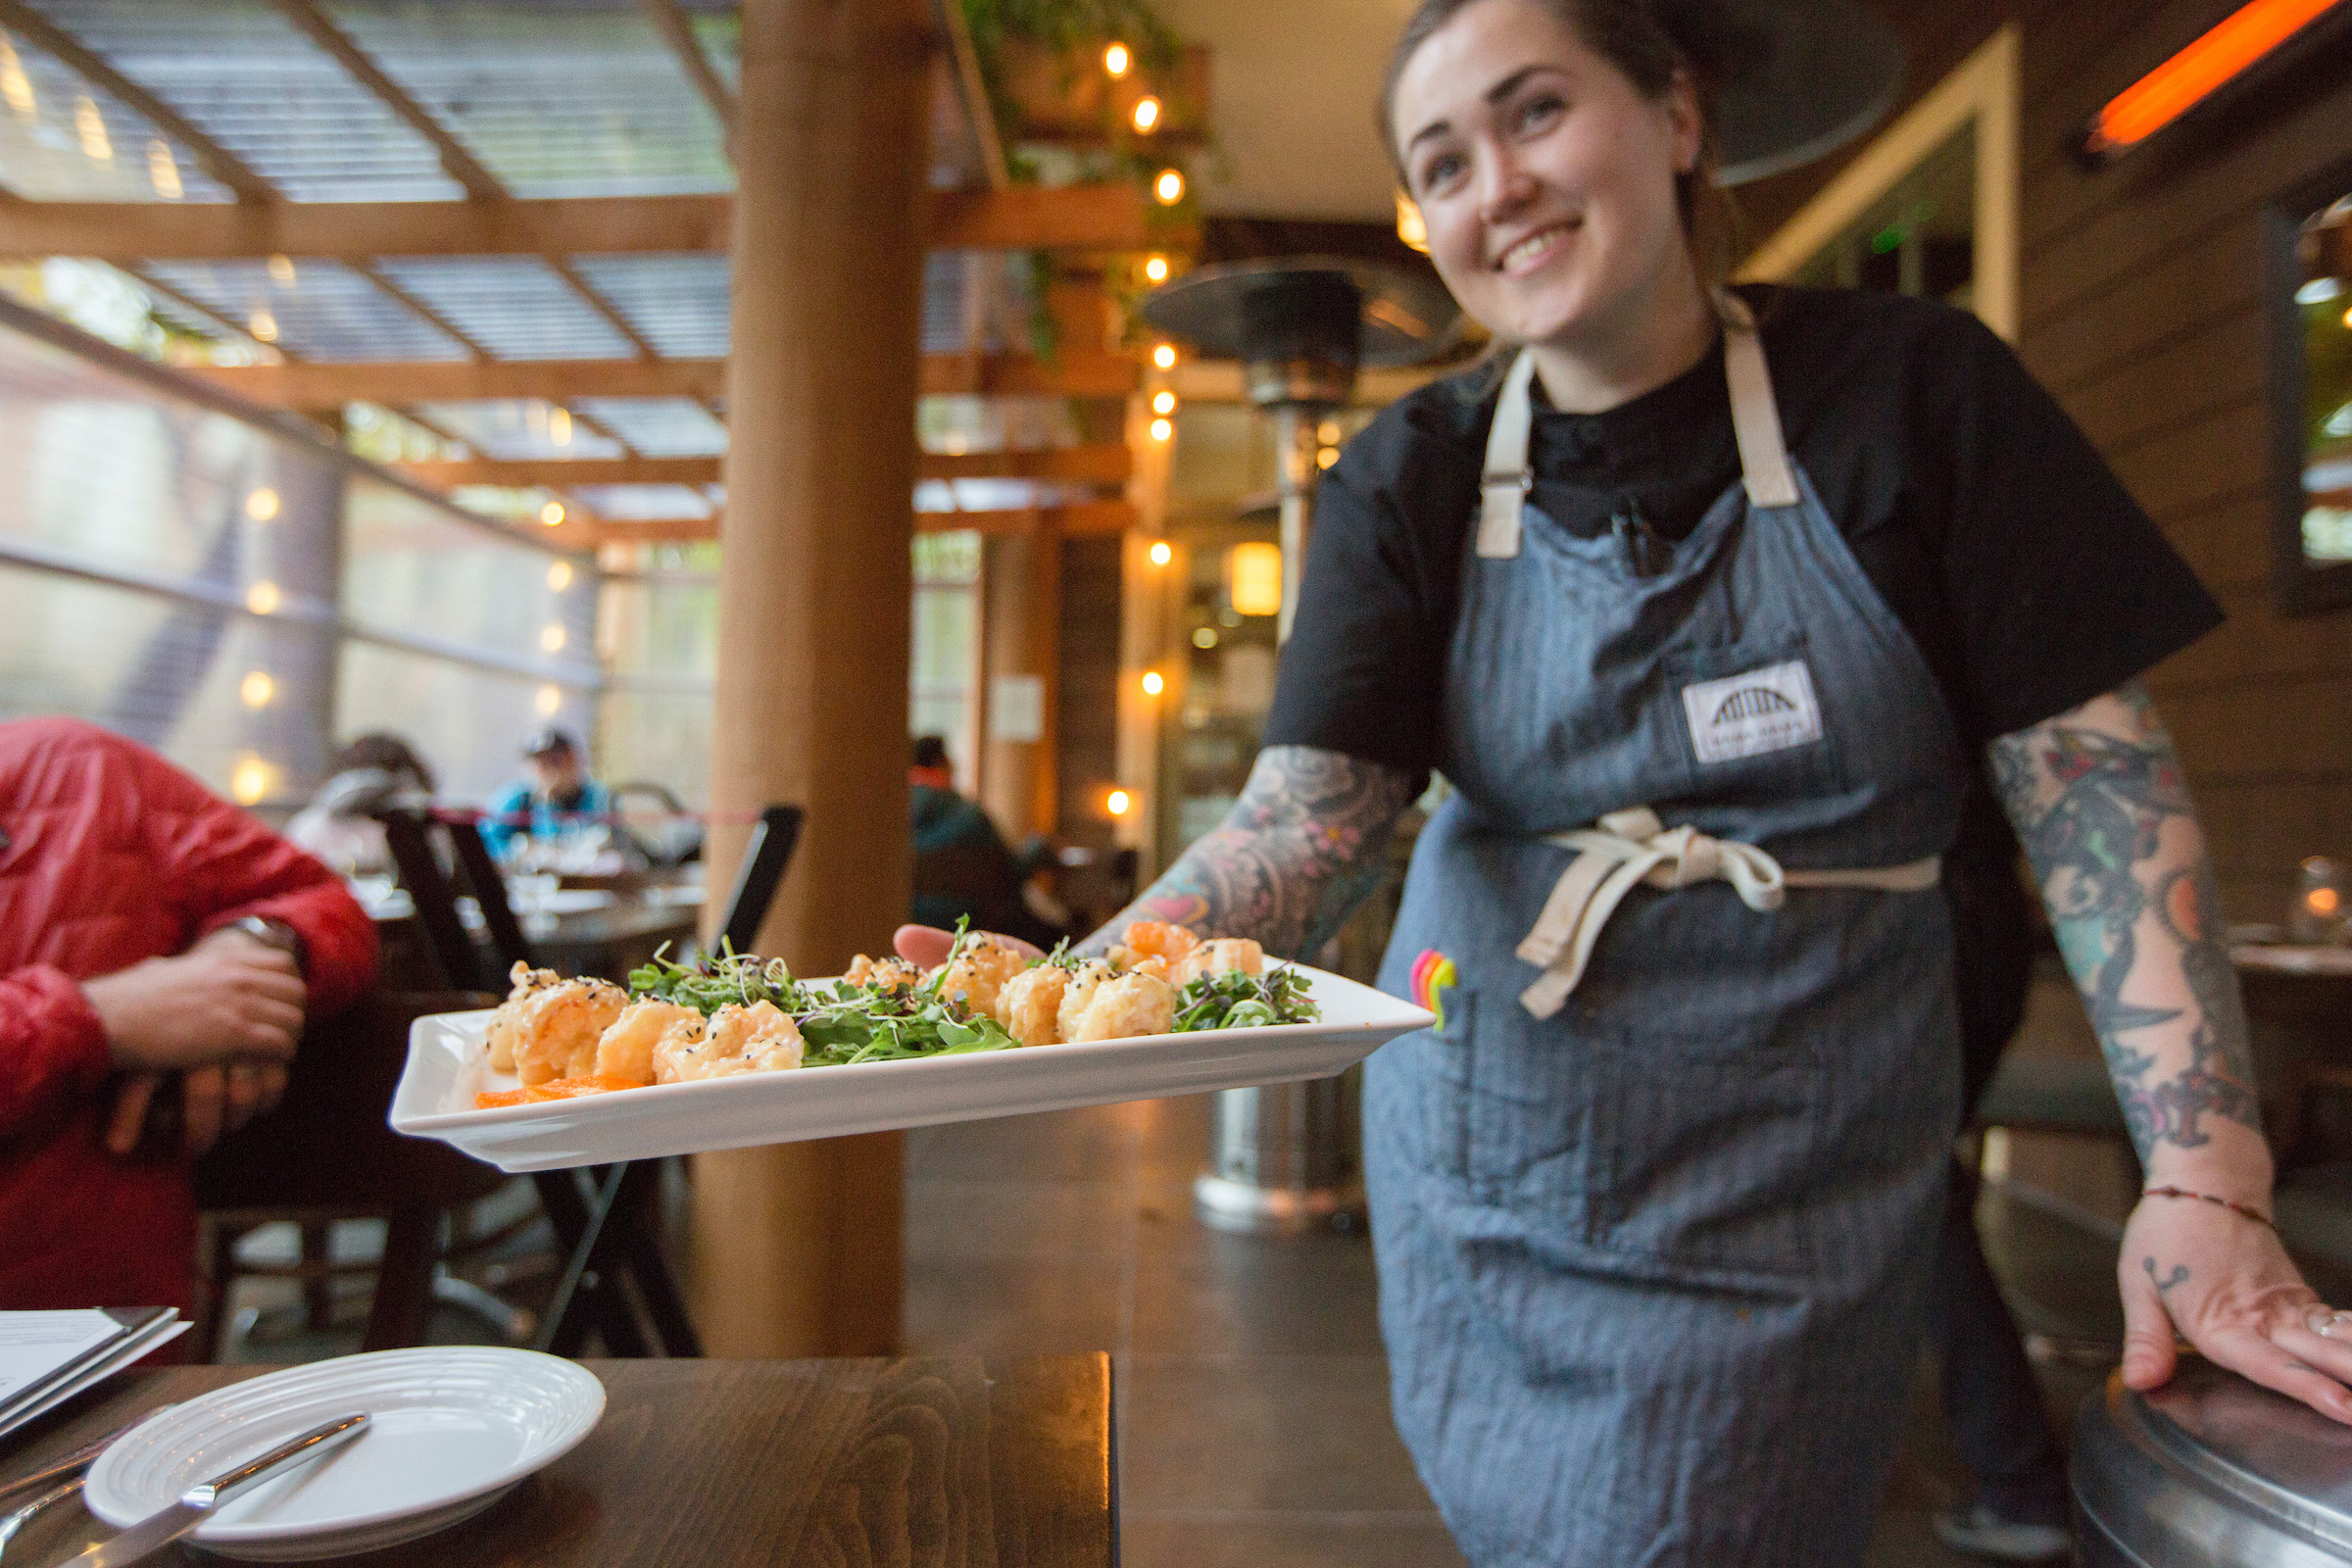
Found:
<box><xmin>1514</xmin><ymin>807</ymin><xmax>1937</xmax><ymax>1020</ymax></box>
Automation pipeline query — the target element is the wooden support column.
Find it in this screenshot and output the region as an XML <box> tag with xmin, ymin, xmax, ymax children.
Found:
<box><xmin>979</xmin><ymin>527</ymin><xmax>1060</xmax><ymax>838</ymax></box>
<box><xmin>692</xmin><ymin>0</ymin><xmax>930</xmax><ymax>1359</ymax></box>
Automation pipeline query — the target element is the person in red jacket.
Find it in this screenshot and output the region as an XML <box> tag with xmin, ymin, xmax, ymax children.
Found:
<box><xmin>0</xmin><ymin>717</ymin><xmax>376</xmax><ymax>1313</ymax></box>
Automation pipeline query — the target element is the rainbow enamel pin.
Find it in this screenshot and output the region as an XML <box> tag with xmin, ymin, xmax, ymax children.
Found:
<box><xmin>1409</xmin><ymin>949</ymin><xmax>1456</xmax><ymax>1029</ymax></box>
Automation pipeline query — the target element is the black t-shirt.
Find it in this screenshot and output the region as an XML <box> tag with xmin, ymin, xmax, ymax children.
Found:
<box><xmin>1264</xmin><ymin>284</ymin><xmax>2224</xmax><ymax>782</ymax></box>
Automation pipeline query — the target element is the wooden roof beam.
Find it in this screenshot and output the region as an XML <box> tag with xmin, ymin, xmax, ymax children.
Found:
<box><xmin>0</xmin><ymin>186</ymin><xmax>1152</xmax><ymax>261</ymax></box>
<box><xmin>400</xmin><ymin>443</ymin><xmax>1133</xmax><ymax>489</ymax></box>
<box><xmin>186</xmin><ymin>349</ymin><xmax>1139</xmax><ymax>409</ymax></box>
<box><xmin>572</xmin><ymin>499</ymin><xmax>1136</xmax><ymax>546</ymax></box>
<box><xmin>265</xmin><ymin>0</ymin><xmax>504</xmax><ymax>202</ymax></box>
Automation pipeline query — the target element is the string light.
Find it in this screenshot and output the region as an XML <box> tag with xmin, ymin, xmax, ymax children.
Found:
<box><xmin>146</xmin><ymin>141</ymin><xmax>180</xmax><ymax>200</ymax></box>
<box><xmin>549</xmin><ymin>407</ymin><xmax>572</xmax><ymax>447</ymax></box>
<box><xmin>1317</xmin><ymin>419</ymin><xmax>1342</xmax><ymax>444</ymax></box>
<box><xmin>1141</xmin><ymin>670</ymin><xmax>1164</xmax><ymax>696</ymax></box>
<box><xmin>1103</xmin><ymin>41</ymin><xmax>1132</xmax><ymax>78</ymax></box>
<box><xmin>245</xmin><ymin>580</ymin><xmax>280</xmax><ymax>615</ymax></box>
<box><xmin>1396</xmin><ymin>190</ymin><xmax>1430</xmax><ymax>254</ymax></box>
<box><xmin>239</xmin><ymin>671</ymin><xmax>274</xmax><ymax>709</ymax></box>
<box><xmin>1192</xmin><ymin>626</ymin><xmax>1217</xmax><ymax>649</ymax></box>
<box><xmin>1152</xmin><ymin>342</ymin><xmax>1178</xmax><ymax>370</ymax></box>
<box><xmin>540</xmin><ymin>624</ymin><xmax>567</xmax><ymax>652</ymax></box>
<box><xmin>1106</xmin><ymin>788</ymin><xmax>1133</xmax><ymax>816</ymax></box>
<box><xmin>267</xmin><ymin>254</ymin><xmax>296</xmax><ymax>287</ymax></box>
<box><xmin>1144</xmin><ymin>255</ymin><xmax>1170</xmax><ymax>284</ymax></box>
<box><xmin>1152</xmin><ymin>389</ymin><xmax>1177</xmax><ymax>416</ymax></box>
<box><xmin>1149</xmin><ymin>416</ymin><xmax>1173</xmax><ymax>443</ymax></box>
<box><xmin>230</xmin><ymin>758</ymin><xmax>270</xmax><ymax>807</ymax></box>
<box><xmin>1154</xmin><ymin>168</ymin><xmax>1186</xmax><ymax>205</ymax></box>
<box><xmin>74</xmin><ymin>96</ymin><xmax>109</xmax><ymax>161</ymax></box>
<box><xmin>1318</xmin><ymin>447</ymin><xmax>1340</xmax><ymax>469</ymax></box>
<box><xmin>547</xmin><ymin>561</ymin><xmax>573</xmax><ymax>590</ymax></box>
<box><xmin>247</xmin><ymin>309</ymin><xmax>278</xmax><ymax>343</ymax></box>
<box><xmin>536</xmin><ymin>684</ymin><xmax>562</xmax><ymax>716</ymax></box>
<box><xmin>1132</xmin><ymin>95</ymin><xmax>1161</xmax><ymax>133</ymax></box>
<box><xmin>540</xmin><ymin>500</ymin><xmax>565</xmax><ymax>526</ymax></box>
<box><xmin>0</xmin><ymin>35</ymin><xmax>32</xmax><ymax>119</ymax></box>
<box><xmin>244</xmin><ymin>486</ymin><xmax>280</xmax><ymax>521</ymax></box>
<box><xmin>1149</xmin><ymin>540</ymin><xmax>1172</xmax><ymax>566</ymax></box>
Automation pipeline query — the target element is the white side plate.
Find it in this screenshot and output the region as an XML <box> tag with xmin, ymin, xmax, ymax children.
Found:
<box><xmin>390</xmin><ymin>963</ymin><xmax>1433</xmax><ymax>1173</ymax></box>
<box><xmin>84</xmin><ymin>1348</ymin><xmax>604</xmax><ymax>1562</ymax></box>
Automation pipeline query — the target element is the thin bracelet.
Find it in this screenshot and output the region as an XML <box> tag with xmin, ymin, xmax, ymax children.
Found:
<box><xmin>2142</xmin><ymin>1184</ymin><xmax>2278</xmax><ymax>1234</ymax></box>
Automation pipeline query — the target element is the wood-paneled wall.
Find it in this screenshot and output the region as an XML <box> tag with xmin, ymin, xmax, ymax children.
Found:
<box><xmin>1743</xmin><ymin>1</ymin><xmax>2352</xmax><ymax>922</ymax></box>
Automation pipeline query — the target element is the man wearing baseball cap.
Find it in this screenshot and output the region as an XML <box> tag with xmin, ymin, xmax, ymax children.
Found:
<box><xmin>481</xmin><ymin>726</ymin><xmax>612</xmax><ymax>858</ymax></box>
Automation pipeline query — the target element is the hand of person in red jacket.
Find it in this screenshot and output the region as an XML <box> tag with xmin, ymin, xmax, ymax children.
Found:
<box><xmin>82</xmin><ymin>927</ymin><xmax>305</xmax><ymax>1156</ymax></box>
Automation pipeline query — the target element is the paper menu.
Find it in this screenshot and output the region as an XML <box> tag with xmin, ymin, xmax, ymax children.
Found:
<box><xmin>0</xmin><ymin>1310</ymin><xmax>123</xmax><ymax>1402</ymax></box>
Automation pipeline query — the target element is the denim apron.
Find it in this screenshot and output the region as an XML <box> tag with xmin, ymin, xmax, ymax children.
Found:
<box><xmin>1366</xmin><ymin>294</ymin><xmax>1966</xmax><ymax>1567</ymax></box>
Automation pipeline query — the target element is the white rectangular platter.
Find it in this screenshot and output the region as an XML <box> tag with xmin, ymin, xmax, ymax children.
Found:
<box><xmin>390</xmin><ymin>963</ymin><xmax>1434</xmax><ymax>1173</ymax></box>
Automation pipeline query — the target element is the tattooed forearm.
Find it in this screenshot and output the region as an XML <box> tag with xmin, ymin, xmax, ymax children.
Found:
<box><xmin>1081</xmin><ymin>745</ymin><xmax>1421</xmax><ymax>960</ymax></box>
<box><xmin>1989</xmin><ymin>682</ymin><xmax>2261</xmax><ymax>1166</ymax></box>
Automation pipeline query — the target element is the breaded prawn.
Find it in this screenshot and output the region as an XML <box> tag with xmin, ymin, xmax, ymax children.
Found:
<box><xmin>936</xmin><ymin>935</ymin><xmax>1028</xmax><ymax>1019</ymax></box>
<box><xmin>1065</xmin><ymin>970</ymin><xmax>1177</xmax><ymax>1043</ymax></box>
<box><xmin>1176</xmin><ymin>938</ymin><xmax>1264</xmax><ymax>984</ymax></box>
<box><xmin>594</xmin><ymin>998</ymin><xmax>703</xmax><ymax>1087</ymax></box>
<box><xmin>657</xmin><ymin>1001</ymin><xmax>804</xmax><ymax>1082</ymax></box>
<box><xmin>845</xmin><ymin>955</ymin><xmax>922</xmax><ymax>994</ymax></box>
<box><xmin>485</xmin><ymin>961</ymin><xmax>563</xmax><ymax>1072</ymax></box>
<box><xmin>510</xmin><ymin>977</ymin><xmax>628</xmax><ymax>1087</ymax></box>
<box><xmin>995</xmin><ymin>964</ymin><xmax>1068</xmax><ymax>1048</ymax></box>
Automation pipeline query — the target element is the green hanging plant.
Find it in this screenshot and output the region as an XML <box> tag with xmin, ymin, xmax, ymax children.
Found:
<box><xmin>957</xmin><ymin>0</ymin><xmax>1182</xmax><ymax>148</ymax></box>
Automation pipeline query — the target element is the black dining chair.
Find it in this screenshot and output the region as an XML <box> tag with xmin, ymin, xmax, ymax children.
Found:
<box><xmin>374</xmin><ymin>803</ymin><xmax>803</xmax><ymax>1358</ymax></box>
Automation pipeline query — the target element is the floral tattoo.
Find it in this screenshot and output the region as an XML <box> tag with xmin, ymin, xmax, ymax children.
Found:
<box><xmin>1083</xmin><ymin>746</ymin><xmax>1421</xmax><ymax>961</ymax></box>
<box><xmin>1989</xmin><ymin>682</ymin><xmax>2260</xmax><ymax>1164</ymax></box>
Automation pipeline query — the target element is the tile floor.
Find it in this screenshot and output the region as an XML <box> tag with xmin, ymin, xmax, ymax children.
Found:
<box><xmin>897</xmin><ymin>1095</ymin><xmax>2125</xmax><ymax>1568</ymax></box>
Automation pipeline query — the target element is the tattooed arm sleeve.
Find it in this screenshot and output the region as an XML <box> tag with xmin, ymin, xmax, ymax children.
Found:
<box><xmin>1082</xmin><ymin>745</ymin><xmax>1424</xmax><ymax>961</ymax></box>
<box><xmin>1987</xmin><ymin>681</ymin><xmax>2265</xmax><ymax>1174</ymax></box>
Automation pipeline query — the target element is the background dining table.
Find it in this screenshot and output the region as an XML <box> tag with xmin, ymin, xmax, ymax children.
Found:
<box><xmin>1</xmin><ymin>1355</ymin><xmax>1114</xmax><ymax>1567</ymax></box>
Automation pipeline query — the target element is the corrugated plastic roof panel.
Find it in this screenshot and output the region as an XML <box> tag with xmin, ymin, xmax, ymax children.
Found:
<box><xmin>564</xmin><ymin>254</ymin><xmax>728</xmax><ymax>359</ymax></box>
<box><xmin>572</xmin><ymin>396</ymin><xmax>724</xmax><ymax>457</ymax></box>
<box><xmin>140</xmin><ymin>258</ymin><xmax>469</xmax><ymax>361</ymax></box>
<box><xmin>572</xmin><ymin>483</ymin><xmax>711</xmax><ymax>519</ymax></box>
<box><xmin>417</xmin><ymin>398</ymin><xmax>626</xmax><ymax>461</ymax></box>
<box><xmin>319</xmin><ymin>0</ymin><xmax>732</xmax><ymax>198</ymax></box>
<box><xmin>22</xmin><ymin>0</ymin><xmax>464</xmax><ymax>201</ymax></box>
<box><xmin>0</xmin><ymin>23</ymin><xmax>236</xmax><ymax>201</ymax></box>
<box><xmin>370</xmin><ymin>256</ymin><xmax>637</xmax><ymax>360</ymax></box>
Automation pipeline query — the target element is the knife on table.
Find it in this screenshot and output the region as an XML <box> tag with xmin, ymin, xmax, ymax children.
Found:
<box><xmin>61</xmin><ymin>1411</ymin><xmax>369</xmax><ymax>1568</ymax></box>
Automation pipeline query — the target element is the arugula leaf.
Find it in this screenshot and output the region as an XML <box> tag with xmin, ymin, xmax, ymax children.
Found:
<box><xmin>1172</xmin><ymin>966</ymin><xmax>1320</xmax><ymax>1032</ymax></box>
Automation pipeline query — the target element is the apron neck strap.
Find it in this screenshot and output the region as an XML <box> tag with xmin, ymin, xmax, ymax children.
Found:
<box><xmin>1713</xmin><ymin>288</ymin><xmax>1799</xmax><ymax>510</ymax></box>
<box><xmin>1474</xmin><ymin>288</ymin><xmax>1799</xmax><ymax>560</ymax></box>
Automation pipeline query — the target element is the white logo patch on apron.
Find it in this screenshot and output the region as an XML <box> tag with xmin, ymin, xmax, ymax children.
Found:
<box><xmin>1681</xmin><ymin>660</ymin><xmax>1824</xmax><ymax>764</ymax></box>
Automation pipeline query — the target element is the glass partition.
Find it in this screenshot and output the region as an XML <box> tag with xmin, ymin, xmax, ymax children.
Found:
<box><xmin>2270</xmin><ymin>174</ymin><xmax>2352</xmax><ymax>612</ymax></box>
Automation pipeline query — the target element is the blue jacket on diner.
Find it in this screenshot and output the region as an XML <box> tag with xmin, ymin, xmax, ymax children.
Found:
<box><xmin>481</xmin><ymin>777</ymin><xmax>612</xmax><ymax>858</ymax></box>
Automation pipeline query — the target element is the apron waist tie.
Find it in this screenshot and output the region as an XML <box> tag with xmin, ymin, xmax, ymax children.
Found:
<box><xmin>1515</xmin><ymin>807</ymin><xmax>1941</xmax><ymax>1019</ymax></box>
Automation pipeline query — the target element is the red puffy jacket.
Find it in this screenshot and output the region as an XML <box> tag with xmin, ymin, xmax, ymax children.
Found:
<box><xmin>0</xmin><ymin>718</ymin><xmax>376</xmax><ymax>1311</ymax></box>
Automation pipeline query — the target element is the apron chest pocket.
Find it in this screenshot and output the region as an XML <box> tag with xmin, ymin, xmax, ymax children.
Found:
<box><xmin>1658</xmin><ymin>629</ymin><xmax>1845</xmax><ymax>803</ymax></box>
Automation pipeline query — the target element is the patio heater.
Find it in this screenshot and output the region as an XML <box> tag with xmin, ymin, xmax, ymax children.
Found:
<box><xmin>1140</xmin><ymin>257</ymin><xmax>1457</xmax><ymax>1234</ymax></box>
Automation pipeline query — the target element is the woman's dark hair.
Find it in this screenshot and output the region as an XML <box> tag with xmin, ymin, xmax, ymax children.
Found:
<box><xmin>332</xmin><ymin>731</ymin><xmax>435</xmax><ymax>795</ymax></box>
<box><xmin>1381</xmin><ymin>0</ymin><xmax>1741</xmax><ymax>288</ymax></box>
<box><xmin>911</xmin><ymin>734</ymin><xmax>952</xmax><ymax>771</ymax></box>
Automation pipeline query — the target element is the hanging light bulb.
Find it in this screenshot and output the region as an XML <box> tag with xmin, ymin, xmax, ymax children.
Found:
<box><xmin>1106</xmin><ymin>788</ymin><xmax>1133</xmax><ymax>816</ymax></box>
<box><xmin>549</xmin><ymin>406</ymin><xmax>573</xmax><ymax>447</ymax></box>
<box><xmin>1149</xmin><ymin>539</ymin><xmax>1172</xmax><ymax>566</ymax></box>
<box><xmin>1152</xmin><ymin>389</ymin><xmax>1177</xmax><ymax>416</ymax></box>
<box><xmin>245</xmin><ymin>580</ymin><xmax>280</xmax><ymax>615</ymax></box>
<box><xmin>0</xmin><ymin>35</ymin><xmax>33</xmax><ymax>119</ymax></box>
<box><xmin>1152</xmin><ymin>342</ymin><xmax>1178</xmax><ymax>370</ymax></box>
<box><xmin>541</xmin><ymin>500</ymin><xmax>565</xmax><ymax>526</ymax></box>
<box><xmin>74</xmin><ymin>96</ymin><xmax>110</xmax><ymax>161</ymax></box>
<box><xmin>547</xmin><ymin>561</ymin><xmax>573</xmax><ymax>590</ymax></box>
<box><xmin>1154</xmin><ymin>168</ymin><xmax>1186</xmax><ymax>205</ymax></box>
<box><xmin>1143</xmin><ymin>254</ymin><xmax>1170</xmax><ymax>284</ymax></box>
<box><xmin>1396</xmin><ymin>190</ymin><xmax>1430</xmax><ymax>254</ymax></box>
<box><xmin>540</xmin><ymin>624</ymin><xmax>567</xmax><ymax>652</ymax></box>
<box><xmin>247</xmin><ymin>308</ymin><xmax>278</xmax><ymax>343</ymax></box>
<box><xmin>1149</xmin><ymin>416</ymin><xmax>1173</xmax><ymax>443</ymax></box>
<box><xmin>268</xmin><ymin>254</ymin><xmax>296</xmax><ymax>288</ymax></box>
<box><xmin>239</xmin><ymin>671</ymin><xmax>274</xmax><ymax>709</ymax></box>
<box><xmin>536</xmin><ymin>684</ymin><xmax>562</xmax><ymax>716</ymax></box>
<box><xmin>1103</xmin><ymin>41</ymin><xmax>1132</xmax><ymax>78</ymax></box>
<box><xmin>230</xmin><ymin>758</ymin><xmax>271</xmax><ymax>807</ymax></box>
<box><xmin>1132</xmin><ymin>95</ymin><xmax>1162</xmax><ymax>133</ymax></box>
<box><xmin>244</xmin><ymin>486</ymin><xmax>280</xmax><ymax>521</ymax></box>
<box><xmin>1141</xmin><ymin>670</ymin><xmax>1164</xmax><ymax>696</ymax></box>
<box><xmin>146</xmin><ymin>140</ymin><xmax>181</xmax><ymax>199</ymax></box>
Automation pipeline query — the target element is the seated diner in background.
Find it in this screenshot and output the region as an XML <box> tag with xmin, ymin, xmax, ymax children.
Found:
<box><xmin>0</xmin><ymin>717</ymin><xmax>375</xmax><ymax>1316</ymax></box>
<box><xmin>283</xmin><ymin>730</ymin><xmax>437</xmax><ymax>879</ymax></box>
<box><xmin>481</xmin><ymin>725</ymin><xmax>612</xmax><ymax>862</ymax></box>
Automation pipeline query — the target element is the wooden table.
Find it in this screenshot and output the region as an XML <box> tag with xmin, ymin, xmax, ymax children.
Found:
<box><xmin>1</xmin><ymin>1356</ymin><xmax>1114</xmax><ymax>1568</ymax></box>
